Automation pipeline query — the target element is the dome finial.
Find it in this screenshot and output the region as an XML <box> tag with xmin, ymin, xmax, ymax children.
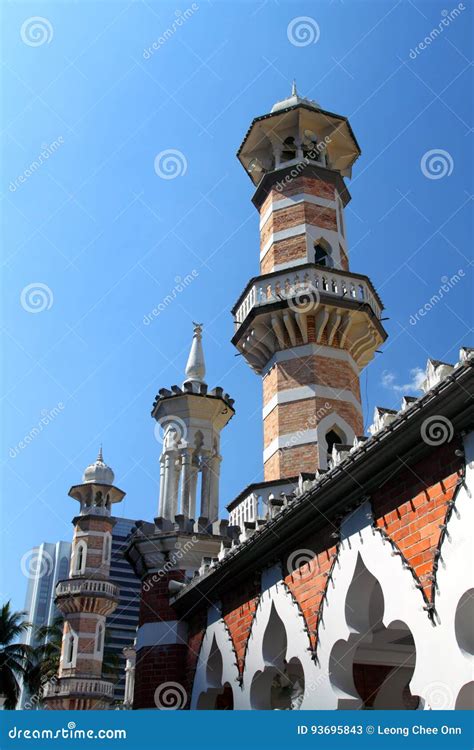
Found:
<box><xmin>291</xmin><ymin>79</ymin><xmax>298</xmax><ymax>97</ymax></box>
<box><xmin>183</xmin><ymin>322</ymin><xmax>206</xmax><ymax>387</ymax></box>
<box><xmin>82</xmin><ymin>447</ymin><xmax>115</xmax><ymax>485</ymax></box>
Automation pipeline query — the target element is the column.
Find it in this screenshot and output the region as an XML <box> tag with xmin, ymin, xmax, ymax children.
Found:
<box><xmin>158</xmin><ymin>455</ymin><xmax>166</xmax><ymax>517</ymax></box>
<box><xmin>189</xmin><ymin>460</ymin><xmax>198</xmax><ymax>520</ymax></box>
<box><xmin>179</xmin><ymin>447</ymin><xmax>193</xmax><ymax>518</ymax></box>
<box><xmin>162</xmin><ymin>451</ymin><xmax>179</xmax><ymax>520</ymax></box>
<box><xmin>199</xmin><ymin>451</ymin><xmax>211</xmax><ymax>519</ymax></box>
<box><xmin>208</xmin><ymin>452</ymin><xmax>222</xmax><ymax>522</ymax></box>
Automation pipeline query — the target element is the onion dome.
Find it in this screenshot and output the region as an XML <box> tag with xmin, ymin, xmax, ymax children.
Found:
<box><xmin>82</xmin><ymin>446</ymin><xmax>115</xmax><ymax>485</ymax></box>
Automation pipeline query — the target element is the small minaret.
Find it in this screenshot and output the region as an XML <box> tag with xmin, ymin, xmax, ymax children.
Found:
<box><xmin>154</xmin><ymin>323</ymin><xmax>234</xmax><ymax>525</ymax></box>
<box><xmin>125</xmin><ymin>325</ymin><xmax>236</xmax><ymax>709</ymax></box>
<box><xmin>43</xmin><ymin>449</ymin><xmax>125</xmax><ymax>710</ymax></box>
<box><xmin>234</xmin><ymin>85</ymin><xmax>388</xmax><ymax>479</ymax></box>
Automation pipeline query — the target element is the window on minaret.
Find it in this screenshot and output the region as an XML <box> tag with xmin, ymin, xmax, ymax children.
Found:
<box><xmin>96</xmin><ymin>624</ymin><xmax>103</xmax><ymax>654</ymax></box>
<box><xmin>66</xmin><ymin>633</ymin><xmax>75</xmax><ymax>665</ymax></box>
<box><xmin>314</xmin><ymin>242</ymin><xmax>331</xmax><ymax>267</ymax></box>
<box><xmin>281</xmin><ymin>137</ymin><xmax>296</xmax><ymax>162</ymax></box>
<box><xmin>102</xmin><ymin>533</ymin><xmax>111</xmax><ymax>564</ymax></box>
<box><xmin>74</xmin><ymin>542</ymin><xmax>86</xmax><ymax>574</ymax></box>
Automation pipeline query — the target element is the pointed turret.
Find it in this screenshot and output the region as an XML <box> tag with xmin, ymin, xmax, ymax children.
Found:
<box><xmin>183</xmin><ymin>322</ymin><xmax>206</xmax><ymax>387</ymax></box>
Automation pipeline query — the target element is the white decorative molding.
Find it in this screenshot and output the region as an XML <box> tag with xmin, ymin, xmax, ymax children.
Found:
<box><xmin>263</xmin><ymin>384</ymin><xmax>362</xmax><ymax>420</ymax></box>
<box><xmin>136</xmin><ymin>620</ymin><xmax>189</xmax><ymax>650</ymax></box>
<box><xmin>263</xmin><ymin>429</ymin><xmax>319</xmax><ymax>464</ymax></box>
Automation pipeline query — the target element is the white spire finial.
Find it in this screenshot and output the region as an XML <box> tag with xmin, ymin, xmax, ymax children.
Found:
<box><xmin>291</xmin><ymin>79</ymin><xmax>298</xmax><ymax>97</ymax></box>
<box><xmin>97</xmin><ymin>444</ymin><xmax>103</xmax><ymax>463</ymax></box>
<box><xmin>183</xmin><ymin>322</ymin><xmax>206</xmax><ymax>386</ymax></box>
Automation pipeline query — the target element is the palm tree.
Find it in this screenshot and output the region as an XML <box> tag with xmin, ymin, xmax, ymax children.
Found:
<box><xmin>23</xmin><ymin>618</ymin><xmax>64</xmax><ymax>706</ymax></box>
<box><xmin>0</xmin><ymin>602</ymin><xmax>32</xmax><ymax>709</ymax></box>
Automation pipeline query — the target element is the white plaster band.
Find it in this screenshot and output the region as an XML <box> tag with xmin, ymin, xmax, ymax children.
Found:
<box><xmin>262</xmin><ymin>385</ymin><xmax>362</xmax><ymax>419</ymax></box>
<box><xmin>263</xmin><ymin>429</ymin><xmax>319</xmax><ymax>464</ymax></box>
<box><xmin>136</xmin><ymin>621</ymin><xmax>189</xmax><ymax>650</ymax></box>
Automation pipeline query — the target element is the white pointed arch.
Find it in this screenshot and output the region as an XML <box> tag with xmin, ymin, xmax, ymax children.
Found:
<box><xmin>313</xmin><ymin>501</ymin><xmax>430</xmax><ymax>709</ymax></box>
<box><xmin>316</xmin><ymin>413</ymin><xmax>355</xmax><ymax>470</ymax></box>
<box><xmin>240</xmin><ymin>564</ymin><xmax>317</xmax><ymax>709</ymax></box>
<box><xmin>190</xmin><ymin>603</ymin><xmax>240</xmax><ymax>710</ymax></box>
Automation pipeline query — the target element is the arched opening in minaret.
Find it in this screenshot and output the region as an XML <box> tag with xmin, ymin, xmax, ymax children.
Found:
<box><xmin>73</xmin><ymin>541</ymin><xmax>87</xmax><ymax>575</ymax></box>
<box><xmin>281</xmin><ymin>137</ymin><xmax>296</xmax><ymax>162</ymax></box>
<box><xmin>314</xmin><ymin>240</ymin><xmax>332</xmax><ymax>268</ymax></box>
<box><xmin>329</xmin><ymin>555</ymin><xmax>419</xmax><ymax>710</ymax></box>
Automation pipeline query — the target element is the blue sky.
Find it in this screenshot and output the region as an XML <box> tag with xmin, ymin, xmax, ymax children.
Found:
<box><xmin>1</xmin><ymin>0</ymin><xmax>472</xmax><ymax>613</ymax></box>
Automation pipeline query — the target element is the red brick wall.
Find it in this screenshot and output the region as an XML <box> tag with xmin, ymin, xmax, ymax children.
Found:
<box><xmin>139</xmin><ymin>570</ymin><xmax>185</xmax><ymax>625</ymax></box>
<box><xmin>372</xmin><ymin>441</ymin><xmax>462</xmax><ymax>600</ymax></box>
<box><xmin>134</xmin><ymin>645</ymin><xmax>187</xmax><ymax>709</ymax></box>
<box><xmin>221</xmin><ymin>579</ymin><xmax>261</xmax><ymax>677</ymax></box>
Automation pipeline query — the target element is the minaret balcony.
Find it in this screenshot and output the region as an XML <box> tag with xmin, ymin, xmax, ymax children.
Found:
<box><xmin>233</xmin><ymin>264</ymin><xmax>383</xmax><ymax>328</ymax></box>
<box><xmin>231</xmin><ymin>263</ymin><xmax>387</xmax><ymax>372</ymax></box>
<box><xmin>55</xmin><ymin>578</ymin><xmax>120</xmax><ymax>615</ymax></box>
<box><xmin>43</xmin><ymin>677</ymin><xmax>114</xmax><ymax>700</ymax></box>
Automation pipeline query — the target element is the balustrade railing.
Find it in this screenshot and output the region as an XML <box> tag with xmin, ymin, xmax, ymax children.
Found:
<box><xmin>56</xmin><ymin>579</ymin><xmax>119</xmax><ymax>599</ymax></box>
<box><xmin>227</xmin><ymin>480</ymin><xmax>297</xmax><ymax>528</ymax></box>
<box><xmin>43</xmin><ymin>678</ymin><xmax>114</xmax><ymax>698</ymax></box>
<box><xmin>233</xmin><ymin>266</ymin><xmax>382</xmax><ymax>329</ymax></box>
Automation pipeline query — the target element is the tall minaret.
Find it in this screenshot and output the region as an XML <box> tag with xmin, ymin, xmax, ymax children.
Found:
<box><xmin>154</xmin><ymin>323</ymin><xmax>234</xmax><ymax>524</ymax></box>
<box><xmin>43</xmin><ymin>449</ymin><xmax>125</xmax><ymax>710</ymax></box>
<box><xmin>233</xmin><ymin>85</ymin><xmax>387</xmax><ymax>479</ymax></box>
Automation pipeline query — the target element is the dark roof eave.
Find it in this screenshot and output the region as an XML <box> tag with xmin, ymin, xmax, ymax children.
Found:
<box><xmin>236</xmin><ymin>103</ymin><xmax>362</xmax><ymax>159</ymax></box>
